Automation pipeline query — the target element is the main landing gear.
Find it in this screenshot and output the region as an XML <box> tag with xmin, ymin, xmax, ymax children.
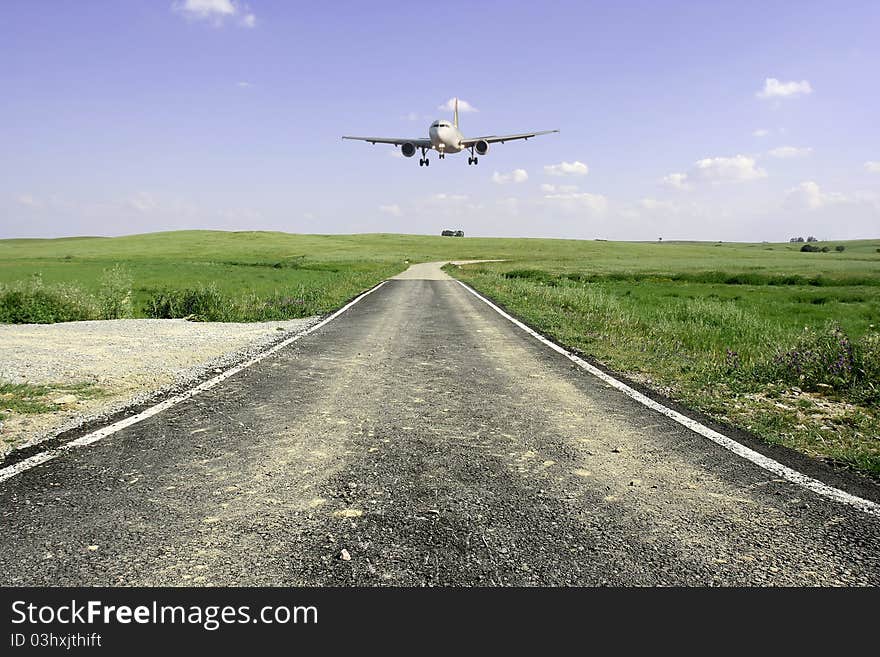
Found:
<box><xmin>419</xmin><ymin>148</ymin><xmax>430</xmax><ymax>167</ymax></box>
<box><xmin>467</xmin><ymin>146</ymin><xmax>479</xmax><ymax>165</ymax></box>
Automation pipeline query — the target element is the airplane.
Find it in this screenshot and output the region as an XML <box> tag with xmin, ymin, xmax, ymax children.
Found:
<box><xmin>342</xmin><ymin>98</ymin><xmax>558</xmax><ymax>167</ymax></box>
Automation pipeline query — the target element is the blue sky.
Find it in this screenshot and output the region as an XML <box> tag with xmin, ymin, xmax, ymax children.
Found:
<box><xmin>2</xmin><ymin>0</ymin><xmax>878</xmax><ymax>240</ymax></box>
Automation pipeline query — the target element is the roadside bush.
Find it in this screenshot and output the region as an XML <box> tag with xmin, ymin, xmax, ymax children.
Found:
<box><xmin>756</xmin><ymin>322</ymin><xmax>880</xmax><ymax>405</ymax></box>
<box><xmin>144</xmin><ymin>285</ymin><xmax>229</xmax><ymax>321</ymax></box>
<box><xmin>0</xmin><ymin>276</ymin><xmax>98</xmax><ymax>323</ymax></box>
<box><xmin>97</xmin><ymin>264</ymin><xmax>133</xmax><ymax>319</ymax></box>
<box><xmin>503</xmin><ymin>269</ymin><xmax>557</xmax><ymax>285</ymax></box>
<box><xmin>852</xmin><ymin>333</ymin><xmax>880</xmax><ymax>406</ymax></box>
<box><xmin>144</xmin><ymin>284</ymin><xmax>321</xmax><ymax>321</ymax></box>
<box><xmin>800</xmin><ymin>244</ymin><xmax>820</xmax><ymax>252</ymax></box>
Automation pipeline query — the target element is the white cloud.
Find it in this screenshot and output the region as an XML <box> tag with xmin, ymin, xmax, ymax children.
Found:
<box><xmin>431</xmin><ymin>193</ymin><xmax>468</xmax><ymax>201</ymax></box>
<box><xmin>379</xmin><ymin>204</ymin><xmax>402</xmax><ymax>217</ymax></box>
<box><xmin>128</xmin><ymin>192</ymin><xmax>158</xmax><ymax>213</ymax></box>
<box><xmin>16</xmin><ymin>194</ymin><xmax>42</xmax><ymax>208</ymax></box>
<box><xmin>662</xmin><ymin>172</ymin><xmax>691</xmax><ymax>190</ymax></box>
<box><xmin>172</xmin><ymin>1</ymin><xmax>256</xmax><ymax>28</ymax></box>
<box><xmin>639</xmin><ymin>198</ymin><xmax>678</xmax><ymax>212</ymax></box>
<box><xmin>694</xmin><ymin>155</ymin><xmax>767</xmax><ymax>183</ymax></box>
<box><xmin>786</xmin><ymin>181</ymin><xmax>847</xmax><ymax>210</ymax></box>
<box><xmin>865</xmin><ymin>161</ymin><xmax>880</xmax><ymax>173</ymax></box>
<box><xmin>544</xmin><ymin>161</ymin><xmax>589</xmax><ymax>177</ymax></box>
<box><xmin>753</xmin><ymin>129</ymin><xmax>770</xmax><ymax>137</ymax></box>
<box><xmin>540</xmin><ymin>183</ymin><xmax>578</xmax><ymax>193</ymax></box>
<box><xmin>757</xmin><ymin>78</ymin><xmax>813</xmax><ymax>99</ymax></box>
<box><xmin>768</xmin><ymin>146</ymin><xmax>812</xmax><ymax>158</ymax></box>
<box><xmin>491</xmin><ymin>169</ymin><xmax>528</xmax><ymax>185</ymax></box>
<box><xmin>438</xmin><ymin>98</ymin><xmax>478</xmax><ymax>113</ymax></box>
<box><xmin>543</xmin><ymin>191</ymin><xmax>608</xmax><ymax>213</ymax></box>
<box><xmin>236</xmin><ymin>81</ymin><xmax>253</xmax><ymax>88</ymax></box>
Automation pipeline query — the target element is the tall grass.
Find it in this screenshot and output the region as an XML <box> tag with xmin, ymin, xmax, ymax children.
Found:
<box><xmin>454</xmin><ymin>264</ymin><xmax>880</xmax><ymax>474</ymax></box>
<box><xmin>143</xmin><ymin>284</ymin><xmax>324</xmax><ymax>321</ymax></box>
<box><xmin>0</xmin><ymin>265</ymin><xmax>135</xmax><ymax>323</ymax></box>
<box><xmin>0</xmin><ymin>275</ymin><xmax>99</xmax><ymax>323</ymax></box>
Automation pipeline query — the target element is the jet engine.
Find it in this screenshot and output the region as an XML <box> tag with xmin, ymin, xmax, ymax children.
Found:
<box><xmin>400</xmin><ymin>142</ymin><xmax>416</xmax><ymax>158</ymax></box>
<box><xmin>474</xmin><ymin>140</ymin><xmax>490</xmax><ymax>156</ymax></box>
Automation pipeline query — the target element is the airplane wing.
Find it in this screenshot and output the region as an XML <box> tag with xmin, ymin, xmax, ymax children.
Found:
<box><xmin>342</xmin><ymin>136</ymin><xmax>433</xmax><ymax>147</ymax></box>
<box><xmin>461</xmin><ymin>130</ymin><xmax>559</xmax><ymax>145</ymax></box>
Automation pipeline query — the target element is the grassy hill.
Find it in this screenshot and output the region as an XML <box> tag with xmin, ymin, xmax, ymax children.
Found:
<box><xmin>1</xmin><ymin>231</ymin><xmax>878</xmax><ymax>321</ymax></box>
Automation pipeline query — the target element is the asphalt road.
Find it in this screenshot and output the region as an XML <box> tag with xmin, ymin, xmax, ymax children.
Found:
<box><xmin>2</xmin><ymin>264</ymin><xmax>879</xmax><ymax>586</ymax></box>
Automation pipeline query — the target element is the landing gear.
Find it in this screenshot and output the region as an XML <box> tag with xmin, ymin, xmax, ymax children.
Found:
<box><xmin>467</xmin><ymin>156</ymin><xmax>479</xmax><ymax>165</ymax></box>
<box><xmin>419</xmin><ymin>148</ymin><xmax>430</xmax><ymax>167</ymax></box>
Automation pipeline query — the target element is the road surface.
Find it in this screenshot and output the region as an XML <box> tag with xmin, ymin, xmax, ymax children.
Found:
<box><xmin>2</xmin><ymin>263</ymin><xmax>879</xmax><ymax>585</ymax></box>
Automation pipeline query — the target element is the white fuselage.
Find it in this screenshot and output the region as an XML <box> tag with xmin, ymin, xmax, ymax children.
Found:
<box><xmin>428</xmin><ymin>120</ymin><xmax>464</xmax><ymax>153</ymax></box>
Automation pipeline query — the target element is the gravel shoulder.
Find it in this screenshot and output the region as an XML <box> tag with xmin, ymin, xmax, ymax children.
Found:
<box><xmin>0</xmin><ymin>317</ymin><xmax>319</xmax><ymax>458</ymax></box>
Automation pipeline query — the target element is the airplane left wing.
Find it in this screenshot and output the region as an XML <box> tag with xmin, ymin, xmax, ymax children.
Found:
<box><xmin>461</xmin><ymin>130</ymin><xmax>559</xmax><ymax>145</ymax></box>
<box><xmin>342</xmin><ymin>136</ymin><xmax>433</xmax><ymax>147</ymax></box>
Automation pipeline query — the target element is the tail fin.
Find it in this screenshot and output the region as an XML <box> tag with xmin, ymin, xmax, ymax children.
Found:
<box><xmin>453</xmin><ymin>97</ymin><xmax>459</xmax><ymax>129</ymax></box>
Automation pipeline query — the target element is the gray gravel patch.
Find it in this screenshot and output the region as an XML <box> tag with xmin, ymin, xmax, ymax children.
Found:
<box><xmin>0</xmin><ymin>317</ymin><xmax>319</xmax><ymax>457</ymax></box>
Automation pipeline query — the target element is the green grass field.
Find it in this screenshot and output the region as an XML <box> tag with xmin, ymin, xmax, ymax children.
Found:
<box><xmin>449</xmin><ymin>239</ymin><xmax>880</xmax><ymax>476</ymax></box>
<box><xmin>1</xmin><ymin>230</ymin><xmax>878</xmax><ymax>475</ymax></box>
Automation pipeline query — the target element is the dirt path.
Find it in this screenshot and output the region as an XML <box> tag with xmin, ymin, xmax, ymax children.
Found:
<box><xmin>1</xmin><ymin>271</ymin><xmax>878</xmax><ymax>585</ymax></box>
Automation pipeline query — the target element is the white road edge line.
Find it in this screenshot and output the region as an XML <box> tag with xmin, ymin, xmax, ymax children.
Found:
<box><xmin>0</xmin><ymin>281</ymin><xmax>388</xmax><ymax>485</ymax></box>
<box><xmin>457</xmin><ymin>280</ymin><xmax>880</xmax><ymax>518</ymax></box>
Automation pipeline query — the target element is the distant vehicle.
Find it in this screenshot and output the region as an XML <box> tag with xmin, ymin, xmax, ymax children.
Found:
<box><xmin>343</xmin><ymin>98</ymin><xmax>558</xmax><ymax>167</ymax></box>
<box><xmin>441</xmin><ymin>230</ymin><xmax>465</xmax><ymax>237</ymax></box>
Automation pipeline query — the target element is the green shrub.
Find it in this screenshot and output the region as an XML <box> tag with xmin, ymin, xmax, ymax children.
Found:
<box><xmin>503</xmin><ymin>269</ymin><xmax>557</xmax><ymax>285</ymax></box>
<box><xmin>0</xmin><ymin>276</ymin><xmax>98</xmax><ymax>323</ymax></box>
<box><xmin>756</xmin><ymin>322</ymin><xmax>880</xmax><ymax>405</ymax></box>
<box><xmin>144</xmin><ymin>285</ymin><xmax>229</xmax><ymax>321</ymax></box>
<box><xmin>97</xmin><ymin>264</ymin><xmax>133</xmax><ymax>319</ymax></box>
<box><xmin>852</xmin><ymin>333</ymin><xmax>880</xmax><ymax>405</ymax></box>
<box><xmin>143</xmin><ymin>284</ymin><xmax>321</xmax><ymax>322</ymax></box>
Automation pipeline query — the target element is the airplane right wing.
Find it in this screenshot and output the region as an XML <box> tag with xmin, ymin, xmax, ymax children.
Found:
<box><xmin>342</xmin><ymin>136</ymin><xmax>433</xmax><ymax>147</ymax></box>
<box><xmin>461</xmin><ymin>130</ymin><xmax>559</xmax><ymax>145</ymax></box>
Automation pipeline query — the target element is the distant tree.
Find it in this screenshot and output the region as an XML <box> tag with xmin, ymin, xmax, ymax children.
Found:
<box><xmin>658</xmin><ymin>237</ymin><xmax>663</xmax><ymax>242</ymax></box>
<box><xmin>790</xmin><ymin>236</ymin><xmax>805</xmax><ymax>243</ymax></box>
<box><xmin>835</xmin><ymin>245</ymin><xmax>845</xmax><ymax>252</ymax></box>
<box><xmin>800</xmin><ymin>244</ymin><xmax>819</xmax><ymax>252</ymax></box>
<box><xmin>807</xmin><ymin>236</ymin><xmax>818</xmax><ymax>242</ymax></box>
